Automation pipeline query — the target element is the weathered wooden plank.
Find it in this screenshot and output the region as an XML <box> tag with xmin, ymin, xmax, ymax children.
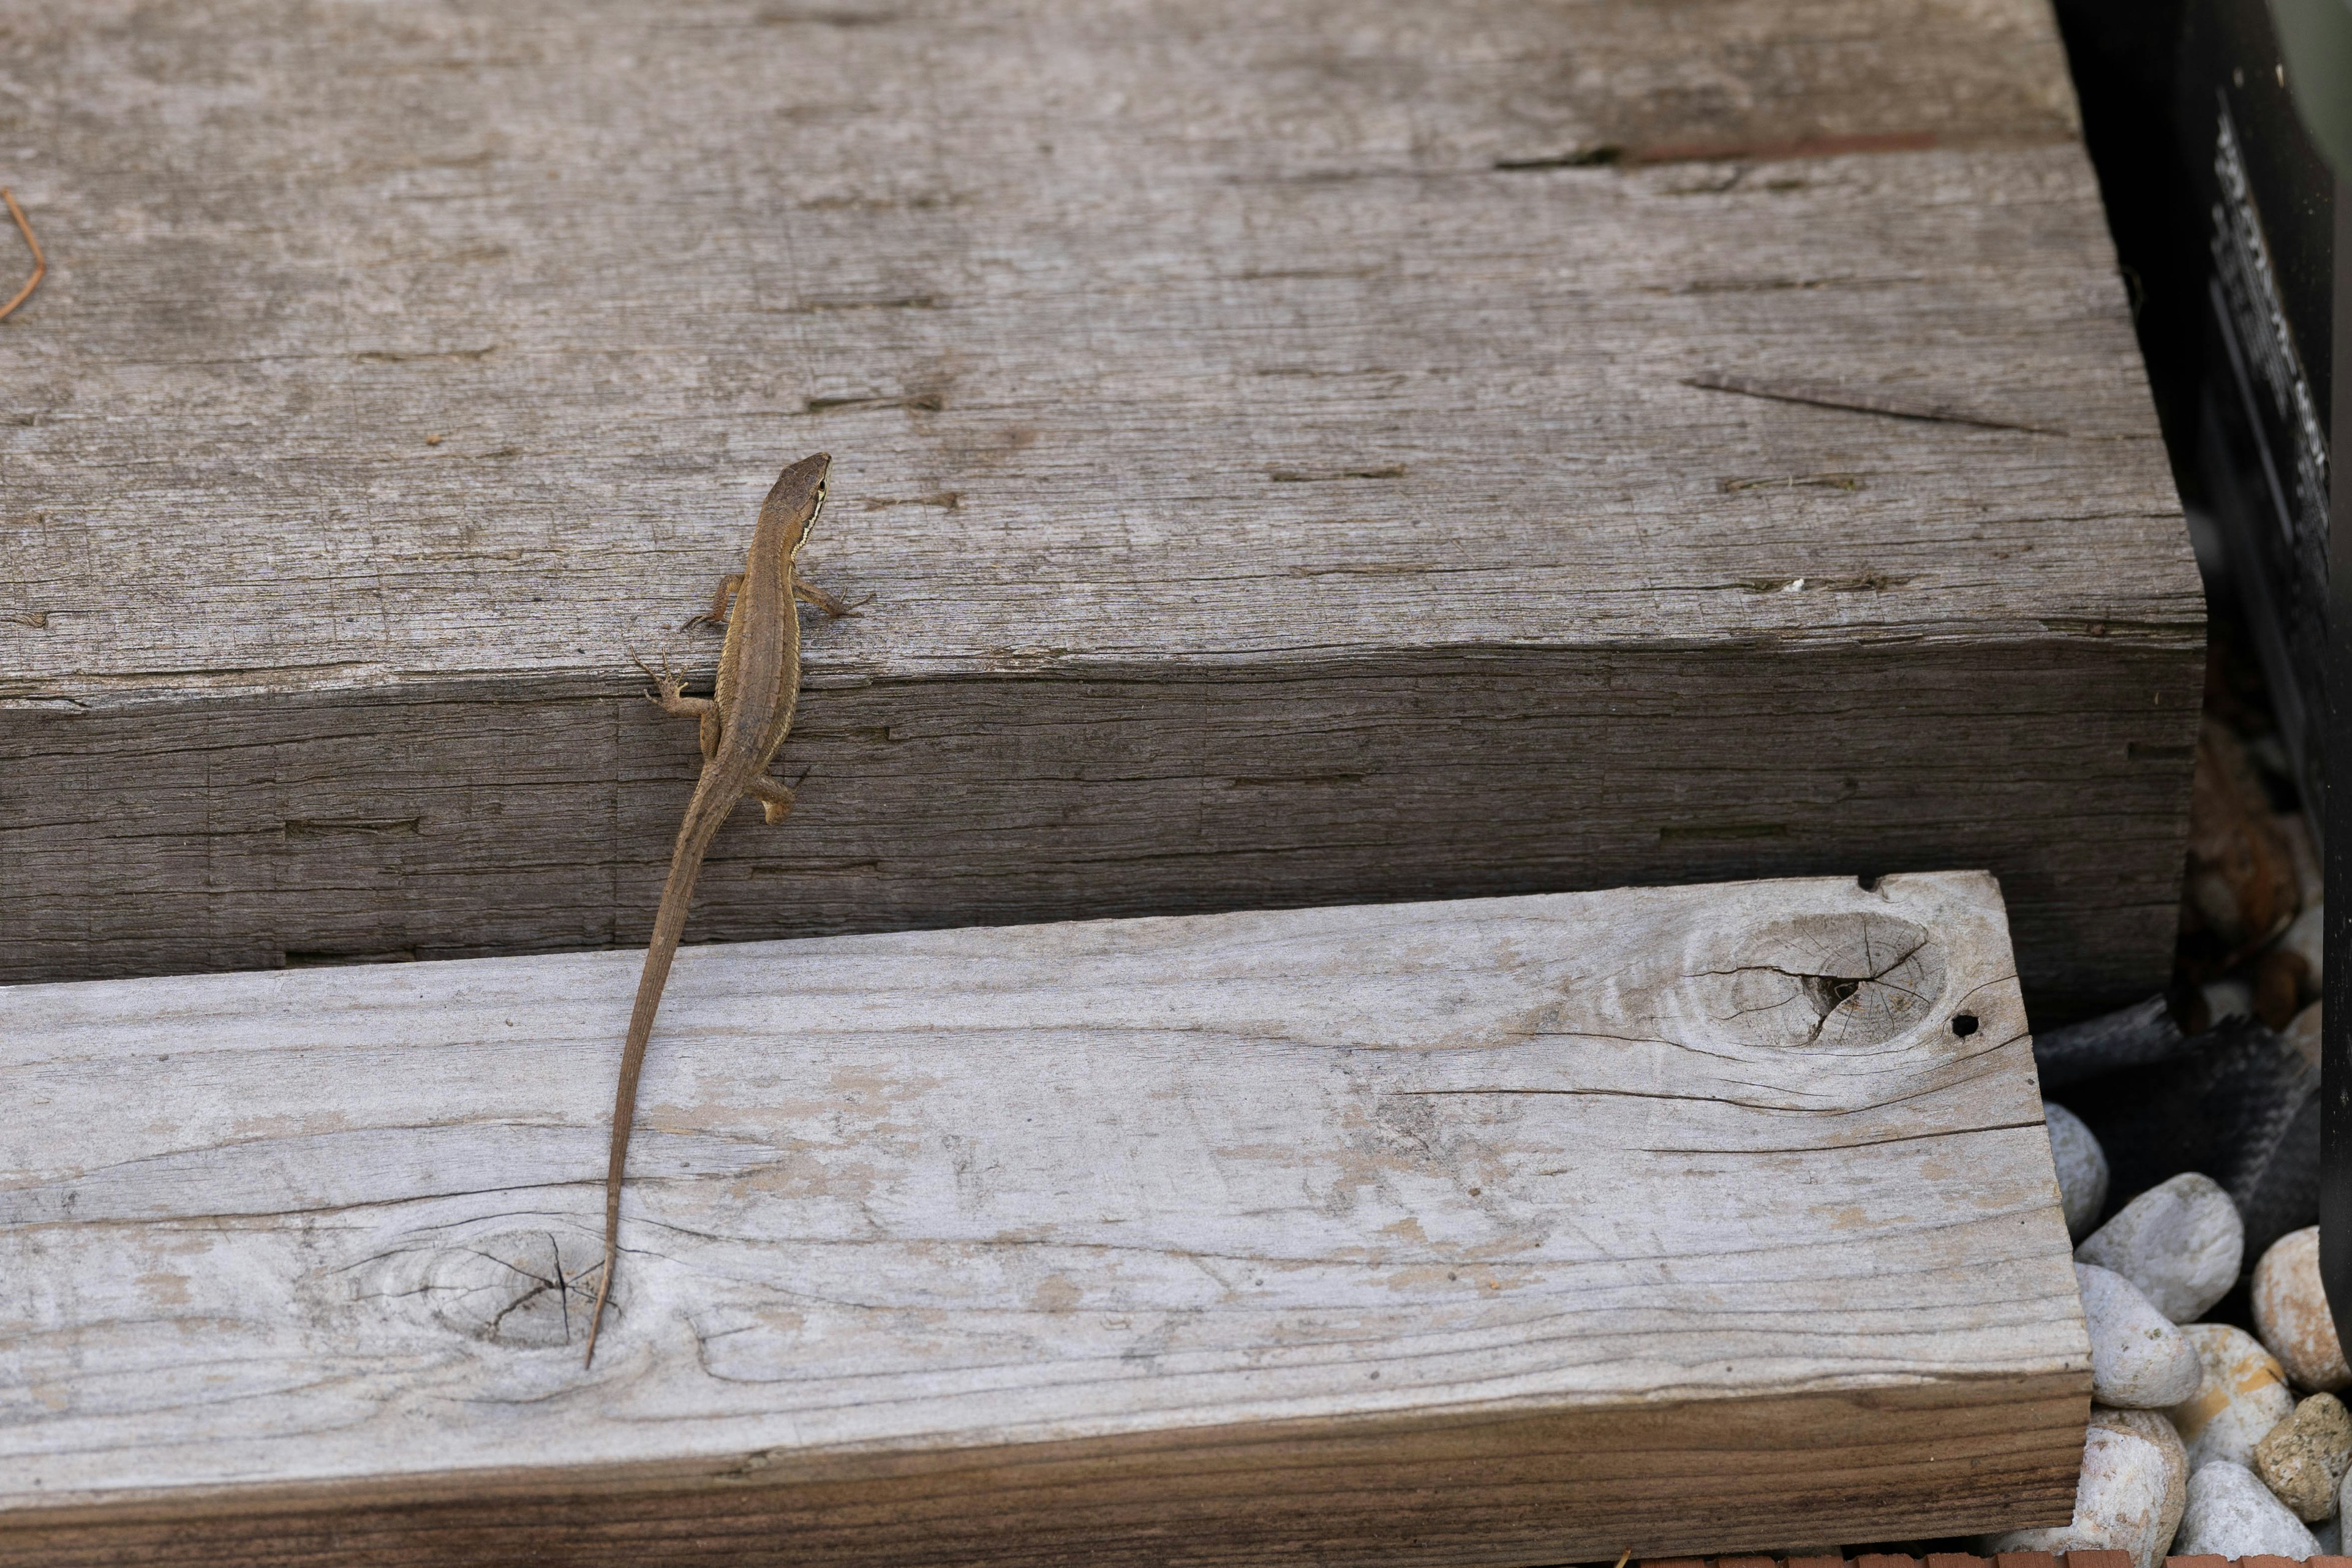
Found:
<box><xmin>0</xmin><ymin>872</ymin><xmax>2086</xmax><ymax>1563</ymax></box>
<box><xmin>0</xmin><ymin>1</ymin><xmax>2202</xmax><ymax>1011</ymax></box>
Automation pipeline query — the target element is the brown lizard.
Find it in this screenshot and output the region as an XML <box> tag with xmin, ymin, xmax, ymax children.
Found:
<box><xmin>585</xmin><ymin>451</ymin><xmax>857</xmax><ymax>1366</ymax></box>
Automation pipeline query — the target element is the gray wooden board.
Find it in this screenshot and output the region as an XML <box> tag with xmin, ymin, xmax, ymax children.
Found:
<box><xmin>0</xmin><ymin>872</ymin><xmax>2087</xmax><ymax>1564</ymax></box>
<box><xmin>0</xmin><ymin>1</ymin><xmax>2202</xmax><ymax>1012</ymax></box>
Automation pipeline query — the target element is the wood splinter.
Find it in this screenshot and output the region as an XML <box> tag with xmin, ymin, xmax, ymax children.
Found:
<box><xmin>0</xmin><ymin>189</ymin><xmax>44</xmax><ymax>322</ymax></box>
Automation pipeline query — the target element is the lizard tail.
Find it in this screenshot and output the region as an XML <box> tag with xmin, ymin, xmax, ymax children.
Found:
<box><xmin>585</xmin><ymin>767</ymin><xmax>740</xmax><ymax>1367</ymax></box>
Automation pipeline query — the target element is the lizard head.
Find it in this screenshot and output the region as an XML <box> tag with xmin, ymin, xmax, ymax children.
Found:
<box><xmin>758</xmin><ymin>452</ymin><xmax>832</xmax><ymax>556</ymax></box>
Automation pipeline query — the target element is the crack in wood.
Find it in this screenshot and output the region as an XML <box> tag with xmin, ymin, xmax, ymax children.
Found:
<box><xmin>1685</xmin><ymin>373</ymin><xmax>2069</xmax><ymax>435</ymax></box>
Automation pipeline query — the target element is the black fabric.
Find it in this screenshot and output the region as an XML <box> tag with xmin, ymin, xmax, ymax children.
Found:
<box><xmin>2060</xmin><ymin>1014</ymin><xmax>2321</xmax><ymax>1262</ymax></box>
<box><xmin>2034</xmin><ymin>994</ymin><xmax>2190</xmax><ymax>1090</ymax></box>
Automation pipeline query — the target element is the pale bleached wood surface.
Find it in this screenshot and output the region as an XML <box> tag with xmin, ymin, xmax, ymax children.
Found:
<box><xmin>1</xmin><ymin>872</ymin><xmax>2086</xmax><ymax>1564</ymax></box>
<box><xmin>0</xmin><ymin>1</ymin><xmax>2199</xmax><ymax>1010</ymax></box>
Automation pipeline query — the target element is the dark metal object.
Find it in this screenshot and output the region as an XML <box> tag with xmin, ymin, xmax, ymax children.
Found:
<box><xmin>2323</xmin><ymin>167</ymin><xmax>2352</xmax><ymax>1373</ymax></box>
<box><xmin>2180</xmin><ymin>0</ymin><xmax>2337</xmax><ymax>814</ymax></box>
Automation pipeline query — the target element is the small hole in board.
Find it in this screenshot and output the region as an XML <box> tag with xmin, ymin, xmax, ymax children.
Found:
<box><xmin>1950</xmin><ymin>1014</ymin><xmax>1979</xmax><ymax>1037</ymax></box>
<box><xmin>1856</xmin><ymin>873</ymin><xmax>1882</xmax><ymax>892</ymax></box>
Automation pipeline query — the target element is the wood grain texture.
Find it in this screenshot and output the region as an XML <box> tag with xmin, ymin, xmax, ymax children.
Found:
<box><xmin>0</xmin><ymin>1</ymin><xmax>2201</xmax><ymax>1011</ymax></box>
<box><xmin>0</xmin><ymin>872</ymin><xmax>2087</xmax><ymax>1562</ymax></box>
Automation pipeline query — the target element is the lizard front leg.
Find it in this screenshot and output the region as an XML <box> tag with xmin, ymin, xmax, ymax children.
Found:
<box><xmin>687</xmin><ymin>573</ymin><xmax>748</xmax><ymax>632</ymax></box>
<box><xmin>699</xmin><ymin>575</ymin><xmax>866</xmax><ymax>627</ymax></box>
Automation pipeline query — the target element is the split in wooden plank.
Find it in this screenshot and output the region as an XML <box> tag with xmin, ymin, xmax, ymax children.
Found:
<box><xmin>0</xmin><ymin>0</ymin><xmax>2200</xmax><ymax>1012</ymax></box>
<box><xmin>0</xmin><ymin>872</ymin><xmax>2087</xmax><ymax>1565</ymax></box>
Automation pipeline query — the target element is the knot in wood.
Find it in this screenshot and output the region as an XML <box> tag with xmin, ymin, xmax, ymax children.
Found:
<box><xmin>1705</xmin><ymin>911</ymin><xmax>1948</xmax><ymax>1050</ymax></box>
<box><xmin>410</xmin><ymin>1229</ymin><xmax>614</xmax><ymax>1350</ymax></box>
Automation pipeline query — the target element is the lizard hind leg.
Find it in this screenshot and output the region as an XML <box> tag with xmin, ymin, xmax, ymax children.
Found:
<box><xmin>628</xmin><ymin>644</ymin><xmax>721</xmax><ymax>760</ymax></box>
<box><xmin>628</xmin><ymin>644</ymin><xmax>718</xmax><ymax>723</ymax></box>
<box><xmin>745</xmin><ymin>774</ymin><xmax>796</xmax><ymax>824</ymax></box>
<box><xmin>794</xmin><ymin>581</ymin><xmax>871</xmax><ymax>619</ymax></box>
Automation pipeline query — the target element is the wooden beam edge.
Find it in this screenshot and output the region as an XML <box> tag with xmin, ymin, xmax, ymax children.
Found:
<box><xmin>0</xmin><ymin>1372</ymin><xmax>2087</xmax><ymax>1561</ymax></box>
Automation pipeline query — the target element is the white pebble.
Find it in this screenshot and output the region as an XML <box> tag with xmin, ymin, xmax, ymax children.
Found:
<box><xmin>2282</xmin><ymin>902</ymin><xmax>2324</xmax><ymax>982</ymax></box>
<box><xmin>2045</xmin><ymin>1101</ymin><xmax>2109</xmax><ymax>1242</ymax></box>
<box><xmin>2290</xmin><ymin>1001</ymin><xmax>2322</xmax><ymax>1070</ymax></box>
<box><xmin>2253</xmin><ymin>1226</ymin><xmax>2352</xmax><ymax>1391</ymax></box>
<box><xmin>1981</xmin><ymin>1408</ymin><xmax>2186</xmax><ymax>1568</ymax></box>
<box><xmin>2169</xmin><ymin>1322</ymin><xmax>2297</xmax><ymax>1470</ymax></box>
<box><xmin>2078</xmin><ymin>1262</ymin><xmax>2203</xmax><ymax>1408</ymax></box>
<box><xmin>2202</xmin><ymin>978</ymin><xmax>2254</xmax><ymax>1024</ymax></box>
<box><xmin>2174</xmin><ymin>1459</ymin><xmax>2322</xmax><ymax>1556</ymax></box>
<box><xmin>2076</xmin><ymin>1172</ymin><xmax>2245</xmax><ymax>1322</ymax></box>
